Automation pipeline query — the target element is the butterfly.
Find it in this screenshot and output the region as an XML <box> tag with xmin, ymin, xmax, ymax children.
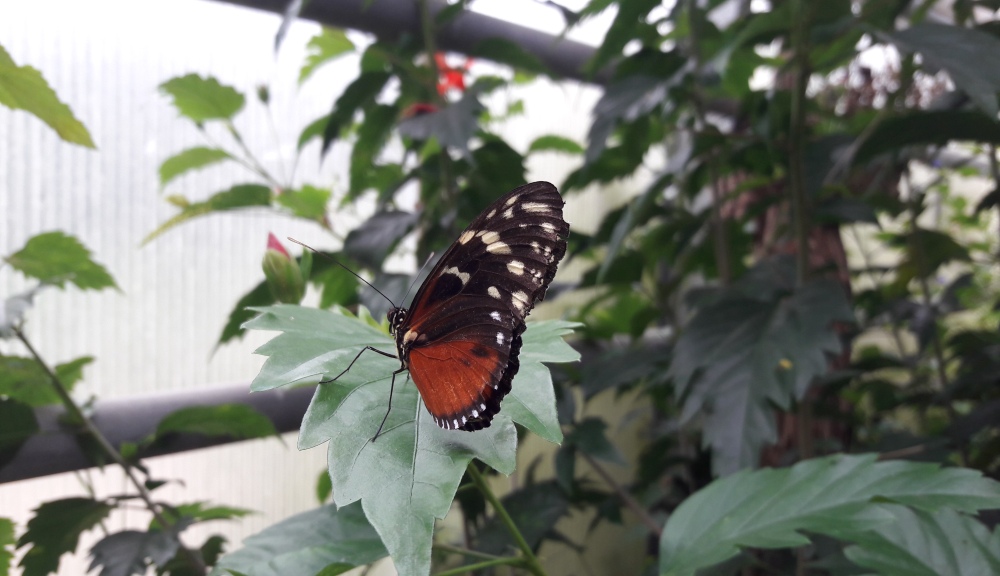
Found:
<box><xmin>304</xmin><ymin>182</ymin><xmax>569</xmax><ymax>439</ymax></box>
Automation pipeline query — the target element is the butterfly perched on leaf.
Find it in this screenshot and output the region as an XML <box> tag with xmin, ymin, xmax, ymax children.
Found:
<box><xmin>318</xmin><ymin>181</ymin><xmax>569</xmax><ymax>436</ymax></box>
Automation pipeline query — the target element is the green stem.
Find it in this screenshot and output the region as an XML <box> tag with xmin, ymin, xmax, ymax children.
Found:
<box><xmin>788</xmin><ymin>0</ymin><xmax>811</xmax><ymax>288</ymax></box>
<box><xmin>13</xmin><ymin>328</ymin><xmax>206</xmax><ymax>575</ymax></box>
<box><xmin>465</xmin><ymin>462</ymin><xmax>549</xmax><ymax>576</ymax></box>
<box><xmin>433</xmin><ymin>543</ymin><xmax>504</xmax><ymax>562</ymax></box>
<box><xmin>434</xmin><ymin>557</ymin><xmax>526</xmax><ymax>576</ymax></box>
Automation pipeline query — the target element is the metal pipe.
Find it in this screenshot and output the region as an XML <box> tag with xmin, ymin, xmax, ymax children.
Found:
<box><xmin>0</xmin><ymin>383</ymin><xmax>315</xmax><ymax>484</ymax></box>
<box><xmin>210</xmin><ymin>0</ymin><xmax>609</xmax><ymax>83</ymax></box>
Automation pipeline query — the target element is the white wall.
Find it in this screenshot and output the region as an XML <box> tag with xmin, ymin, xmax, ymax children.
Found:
<box><xmin>0</xmin><ymin>0</ymin><xmax>617</xmax><ymax>573</ymax></box>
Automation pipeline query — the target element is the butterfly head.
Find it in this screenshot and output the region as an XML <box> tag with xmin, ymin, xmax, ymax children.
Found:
<box><xmin>387</xmin><ymin>307</ymin><xmax>408</xmax><ymax>337</ymax></box>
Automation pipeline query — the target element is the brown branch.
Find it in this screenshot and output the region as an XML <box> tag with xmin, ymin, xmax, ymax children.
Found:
<box><xmin>579</xmin><ymin>451</ymin><xmax>662</xmax><ymax>537</ymax></box>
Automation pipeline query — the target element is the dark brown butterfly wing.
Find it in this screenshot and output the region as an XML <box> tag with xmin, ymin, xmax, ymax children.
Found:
<box><xmin>398</xmin><ymin>181</ymin><xmax>569</xmax><ymax>430</ymax></box>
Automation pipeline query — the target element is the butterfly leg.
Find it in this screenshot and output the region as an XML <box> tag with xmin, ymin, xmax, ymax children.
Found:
<box><xmin>320</xmin><ymin>346</ymin><xmax>397</xmax><ymax>383</ymax></box>
<box><xmin>372</xmin><ymin>365</ymin><xmax>407</xmax><ymax>442</ymax></box>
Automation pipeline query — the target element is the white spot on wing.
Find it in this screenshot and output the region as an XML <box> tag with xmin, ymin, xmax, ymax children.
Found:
<box><xmin>480</xmin><ymin>231</ymin><xmax>500</xmax><ymax>244</ymax></box>
<box><xmin>531</xmin><ymin>241</ymin><xmax>541</xmax><ymax>254</ymax></box>
<box><xmin>462</xmin><ymin>416</ymin><xmax>467</xmax><ymax>424</ymax></box>
<box><xmin>459</xmin><ymin>230</ymin><xmax>475</xmax><ymax>244</ymax></box>
<box><xmin>488</xmin><ymin>286</ymin><xmax>501</xmax><ymax>299</ymax></box>
<box><xmin>453</xmin><ymin>419</ymin><xmax>459</xmax><ymax>428</ymax></box>
<box><xmin>487</xmin><ymin>209</ymin><xmax>496</xmax><ymax>219</ymax></box>
<box><xmin>512</xmin><ymin>290</ymin><xmax>530</xmax><ymax>313</ymax></box>
<box><xmin>505</xmin><ymin>194</ymin><xmax>520</xmax><ymax>206</ymax></box>
<box><xmin>496</xmin><ymin>332</ymin><xmax>504</xmax><ymax>345</ymax></box>
<box><xmin>503</xmin><ymin>207</ymin><xmax>514</xmax><ymax>219</ymax></box>
<box><xmin>490</xmin><ymin>311</ymin><xmax>502</xmax><ymax>321</ymax></box>
<box><xmin>472</xmin><ymin>409</ymin><xmax>479</xmax><ymax>417</ymax></box>
<box><xmin>522</xmin><ymin>202</ymin><xmax>550</xmax><ymax>213</ymax></box>
<box><xmin>486</xmin><ymin>241</ymin><xmax>511</xmax><ymax>254</ymax></box>
<box><xmin>541</xmin><ymin>222</ymin><xmax>556</xmax><ymax>232</ymax></box>
<box><xmin>403</xmin><ymin>330</ymin><xmax>419</xmax><ymax>344</ymax></box>
<box><xmin>506</xmin><ymin>260</ymin><xmax>524</xmax><ymax>275</ymax></box>
<box><xmin>442</xmin><ymin>266</ymin><xmax>470</xmax><ymax>285</ymax></box>
<box><xmin>480</xmin><ymin>403</ymin><xmax>487</xmax><ymax>410</ymax></box>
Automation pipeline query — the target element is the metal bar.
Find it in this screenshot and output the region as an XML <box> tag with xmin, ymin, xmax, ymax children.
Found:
<box><xmin>209</xmin><ymin>0</ymin><xmax>609</xmax><ymax>83</ymax></box>
<box><xmin>0</xmin><ymin>383</ymin><xmax>315</xmax><ymax>484</ymax></box>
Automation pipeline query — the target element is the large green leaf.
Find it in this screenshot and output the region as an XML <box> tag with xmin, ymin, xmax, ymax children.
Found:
<box><xmin>0</xmin><ymin>518</ymin><xmax>14</xmax><ymax>576</ymax></box>
<box><xmin>855</xmin><ymin>110</ymin><xmax>1000</xmax><ymax>165</ymax></box>
<box><xmin>0</xmin><ymin>44</ymin><xmax>94</xmax><ymax>148</ymax></box>
<box><xmin>668</xmin><ymin>258</ymin><xmax>855</xmax><ymax>475</ymax></box>
<box><xmin>320</xmin><ymin>71</ymin><xmax>392</xmax><ymax>155</ymax></box>
<box><xmin>883</xmin><ymin>23</ymin><xmax>1000</xmax><ymax>117</ymax></box>
<box><xmin>159</xmin><ymin>147</ymin><xmax>233</xmax><ymax>189</ymax></box>
<box><xmin>342</xmin><ymin>211</ymin><xmax>418</xmax><ymax>270</ymax></box>
<box><xmin>155</xmin><ymin>405</ymin><xmax>277</xmax><ymax>441</ymax></box>
<box><xmin>396</xmin><ymin>87</ymin><xmax>485</xmax><ymax>159</ymax></box>
<box><xmin>528</xmin><ymin>135</ymin><xmax>584</xmax><ymax>155</ymax></box>
<box><xmin>6</xmin><ymin>232</ymin><xmax>117</xmax><ymax>291</ymax></box>
<box><xmin>159</xmin><ymin>74</ymin><xmax>244</xmax><ymax>123</ymax></box>
<box><xmin>349</xmin><ymin>104</ymin><xmax>398</xmax><ymax>197</ymax></box>
<box><xmin>299</xmin><ymin>27</ymin><xmax>354</xmax><ymax>85</ymax></box>
<box><xmin>211</xmin><ymin>502</ymin><xmax>387</xmax><ymax>576</ymax></box>
<box><xmin>245</xmin><ymin>306</ymin><xmax>573</xmax><ymax>576</ymax></box>
<box><xmin>0</xmin><ymin>355</ymin><xmax>91</xmax><ymax>407</ymax></box>
<box><xmin>275</xmin><ymin>185</ymin><xmax>330</xmax><ymax>222</ymax></box>
<box><xmin>17</xmin><ymin>498</ymin><xmax>114</xmax><ymax>576</ymax></box>
<box><xmin>659</xmin><ymin>453</ymin><xmax>1000</xmax><ymax>576</ymax></box>
<box><xmin>844</xmin><ymin>505</ymin><xmax>1000</xmax><ymax>576</ymax></box>
<box><xmin>143</xmin><ymin>184</ymin><xmax>272</xmax><ymax>244</ymax></box>
<box><xmin>585</xmin><ymin>0</ymin><xmax>661</xmax><ymax>76</ymax></box>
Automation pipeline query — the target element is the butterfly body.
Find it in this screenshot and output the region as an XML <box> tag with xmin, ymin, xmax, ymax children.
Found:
<box><xmin>380</xmin><ymin>181</ymin><xmax>569</xmax><ymax>432</ymax></box>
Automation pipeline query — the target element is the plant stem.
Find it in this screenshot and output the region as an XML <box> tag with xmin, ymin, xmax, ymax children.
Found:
<box><xmin>13</xmin><ymin>328</ymin><xmax>206</xmax><ymax>574</ymax></box>
<box><xmin>434</xmin><ymin>557</ymin><xmax>526</xmax><ymax>576</ymax></box>
<box><xmin>989</xmin><ymin>144</ymin><xmax>1000</xmax><ymax>260</ymax></box>
<box><xmin>433</xmin><ymin>543</ymin><xmax>505</xmax><ymax>562</ymax></box>
<box><xmin>579</xmin><ymin>452</ymin><xmax>662</xmax><ymax>537</ymax></box>
<box><xmin>788</xmin><ymin>0</ymin><xmax>811</xmax><ymax>288</ymax></box>
<box><xmin>687</xmin><ymin>0</ymin><xmax>730</xmax><ymax>285</ymax></box>
<box><xmin>465</xmin><ymin>462</ymin><xmax>549</xmax><ymax>576</ymax></box>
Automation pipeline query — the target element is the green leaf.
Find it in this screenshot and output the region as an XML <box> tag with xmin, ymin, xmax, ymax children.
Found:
<box><xmin>844</xmin><ymin>505</ymin><xmax>1000</xmax><ymax>576</ymax></box>
<box><xmin>397</xmin><ymin>87</ymin><xmax>485</xmax><ymax>159</ymax></box>
<box><xmin>0</xmin><ymin>398</ymin><xmax>38</xmax><ymax>469</ymax></box>
<box><xmin>321</xmin><ymin>71</ymin><xmax>392</xmax><ymax>155</ymax></box>
<box><xmin>159</xmin><ymin>147</ymin><xmax>233</xmax><ymax>189</ymax></box>
<box><xmin>159</xmin><ymin>74</ymin><xmax>245</xmax><ymax>123</ymax></box>
<box><xmin>659</xmin><ymin>453</ymin><xmax>1000</xmax><ymax>576</ymax></box>
<box><xmin>565</xmin><ymin>417</ymin><xmax>624</xmax><ymax>464</ymax></box>
<box><xmin>342</xmin><ymin>211</ymin><xmax>418</xmax><ymax>270</ymax></box>
<box><xmin>275</xmin><ymin>186</ymin><xmax>330</xmax><ymax>221</ymax></box>
<box><xmin>6</xmin><ymin>231</ymin><xmax>117</xmax><ymax>291</ymax></box>
<box><xmin>0</xmin><ymin>518</ymin><xmax>14</xmax><ymax>576</ymax></box>
<box><xmin>882</xmin><ymin>23</ymin><xmax>1000</xmax><ymax>116</ymax></box>
<box><xmin>218</xmin><ymin>281</ymin><xmax>274</xmax><ymax>346</ymax></box>
<box><xmin>212</xmin><ymin>502</ymin><xmax>386</xmax><ymax>576</ymax></box>
<box><xmin>528</xmin><ymin>135</ymin><xmax>584</xmax><ymax>155</ymax></box>
<box><xmin>349</xmin><ymin>105</ymin><xmax>398</xmax><ymax>197</ymax></box>
<box><xmin>0</xmin><ymin>356</ymin><xmax>57</xmax><ymax>406</ymax></box>
<box><xmin>17</xmin><ymin>498</ymin><xmax>114</xmax><ymax>576</ymax></box>
<box><xmin>585</xmin><ymin>0</ymin><xmax>661</xmax><ymax>76</ymax></box>
<box><xmin>143</xmin><ymin>184</ymin><xmax>272</xmax><ymax>244</ymax></box>
<box><xmin>669</xmin><ymin>258</ymin><xmax>855</xmax><ymax>475</ymax></box>
<box><xmin>155</xmin><ymin>405</ymin><xmax>277</xmax><ymax>440</ymax></box>
<box><xmin>245</xmin><ymin>306</ymin><xmax>574</xmax><ymax>576</ymax></box>
<box><xmin>316</xmin><ymin>470</ymin><xmax>333</xmax><ymax>504</ymax></box>
<box><xmin>298</xmin><ymin>114</ymin><xmax>330</xmax><ymax>150</ymax></box>
<box><xmin>299</xmin><ymin>28</ymin><xmax>354</xmax><ymax>85</ymax></box>
<box><xmin>88</xmin><ymin>519</ymin><xmax>192</xmax><ymax>576</ymax></box>
<box><xmin>855</xmin><ymin>110</ymin><xmax>1000</xmax><ymax>165</ymax></box>
<box><xmin>152</xmin><ymin>503</ymin><xmax>253</xmax><ymax>531</ymax></box>
<box><xmin>471</xmin><ymin>38</ymin><xmax>549</xmax><ymax>75</ymax></box>
<box><xmin>55</xmin><ymin>356</ymin><xmax>94</xmax><ymax>390</ymax></box>
<box><xmin>0</xmin><ymin>44</ymin><xmax>94</xmax><ymax>147</ymax></box>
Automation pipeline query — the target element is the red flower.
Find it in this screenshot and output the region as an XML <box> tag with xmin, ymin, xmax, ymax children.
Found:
<box><xmin>434</xmin><ymin>52</ymin><xmax>472</xmax><ymax>95</ymax></box>
<box><xmin>266</xmin><ymin>232</ymin><xmax>290</xmax><ymax>259</ymax></box>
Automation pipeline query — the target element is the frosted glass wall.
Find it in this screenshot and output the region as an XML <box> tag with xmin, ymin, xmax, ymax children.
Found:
<box><xmin>0</xmin><ymin>0</ymin><xmax>616</xmax><ymax>573</ymax></box>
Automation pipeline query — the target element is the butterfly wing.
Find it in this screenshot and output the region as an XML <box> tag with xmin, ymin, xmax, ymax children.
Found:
<box><xmin>401</xmin><ymin>181</ymin><xmax>569</xmax><ymax>430</ymax></box>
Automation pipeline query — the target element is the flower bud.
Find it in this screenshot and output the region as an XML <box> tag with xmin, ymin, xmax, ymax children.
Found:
<box><xmin>262</xmin><ymin>233</ymin><xmax>304</xmax><ymax>304</ymax></box>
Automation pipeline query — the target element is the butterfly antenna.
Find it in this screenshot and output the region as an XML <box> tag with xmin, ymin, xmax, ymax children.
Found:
<box><xmin>287</xmin><ymin>237</ymin><xmax>397</xmax><ymax>308</ymax></box>
<box><xmin>400</xmin><ymin>251</ymin><xmax>436</xmax><ymax>306</ymax></box>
